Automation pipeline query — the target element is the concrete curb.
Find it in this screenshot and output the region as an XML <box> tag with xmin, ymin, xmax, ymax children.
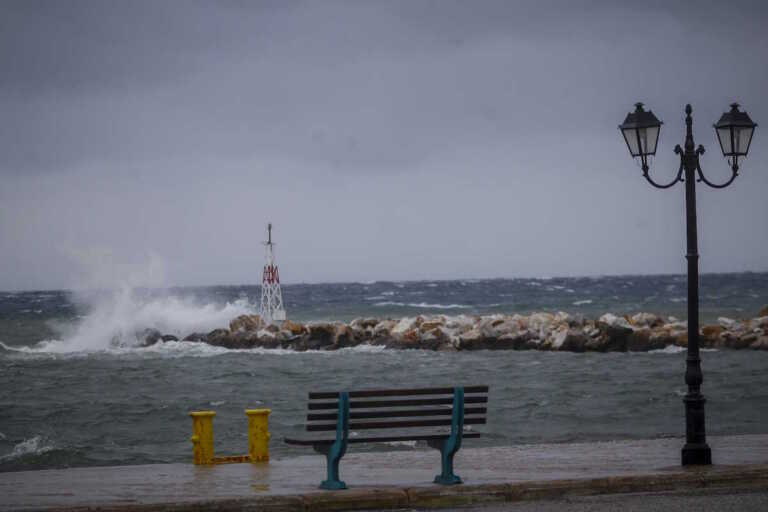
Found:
<box><xmin>39</xmin><ymin>464</ymin><xmax>768</xmax><ymax>512</ymax></box>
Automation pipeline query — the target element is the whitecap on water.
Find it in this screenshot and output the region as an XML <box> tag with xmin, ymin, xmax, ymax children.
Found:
<box><xmin>373</xmin><ymin>302</ymin><xmax>470</xmax><ymax>309</ymax></box>
<box><xmin>648</xmin><ymin>346</ymin><xmax>718</xmax><ymax>355</ymax></box>
<box><xmin>649</xmin><ymin>346</ymin><xmax>685</xmax><ymax>354</ymax></box>
<box><xmin>0</xmin><ymin>436</ymin><xmax>54</xmax><ymax>462</ymax></box>
<box><xmin>2</xmin><ymin>339</ymin><xmax>395</xmax><ymax>360</ymax></box>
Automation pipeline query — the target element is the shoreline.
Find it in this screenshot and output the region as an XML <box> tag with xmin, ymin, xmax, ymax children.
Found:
<box><xmin>144</xmin><ymin>306</ymin><xmax>768</xmax><ymax>353</ymax></box>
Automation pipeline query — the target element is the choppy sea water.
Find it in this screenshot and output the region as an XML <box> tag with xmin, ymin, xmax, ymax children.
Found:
<box><xmin>1</xmin><ymin>273</ymin><xmax>767</xmax><ymax>472</ymax></box>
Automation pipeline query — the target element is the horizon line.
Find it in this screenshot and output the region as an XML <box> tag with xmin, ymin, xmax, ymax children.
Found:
<box><xmin>2</xmin><ymin>269</ymin><xmax>767</xmax><ymax>294</ymax></box>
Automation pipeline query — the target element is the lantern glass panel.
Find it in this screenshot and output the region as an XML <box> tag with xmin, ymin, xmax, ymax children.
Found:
<box><xmin>716</xmin><ymin>127</ymin><xmax>733</xmax><ymax>155</ymax></box>
<box><xmin>735</xmin><ymin>126</ymin><xmax>754</xmax><ymax>155</ymax></box>
<box><xmin>622</xmin><ymin>128</ymin><xmax>640</xmax><ymax>156</ymax></box>
<box><xmin>643</xmin><ymin>125</ymin><xmax>660</xmax><ymax>155</ymax></box>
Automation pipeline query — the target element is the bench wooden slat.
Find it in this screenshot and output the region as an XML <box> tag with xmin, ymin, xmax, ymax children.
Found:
<box><xmin>307</xmin><ymin>406</ymin><xmax>487</xmax><ymax>422</ymax></box>
<box><xmin>308</xmin><ymin>395</ymin><xmax>487</xmax><ymax>410</ymax></box>
<box><xmin>307</xmin><ymin>417</ymin><xmax>486</xmax><ymax>432</ymax></box>
<box><xmin>309</xmin><ymin>385</ymin><xmax>489</xmax><ymax>399</ymax></box>
<box><xmin>285</xmin><ymin>432</ymin><xmax>482</xmax><ymax>446</ymax></box>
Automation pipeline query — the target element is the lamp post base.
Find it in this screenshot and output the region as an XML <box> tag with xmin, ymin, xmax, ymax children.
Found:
<box><xmin>681</xmin><ymin>443</ymin><xmax>712</xmax><ymax>466</ymax></box>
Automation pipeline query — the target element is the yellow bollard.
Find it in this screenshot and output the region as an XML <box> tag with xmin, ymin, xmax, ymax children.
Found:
<box><xmin>245</xmin><ymin>409</ymin><xmax>271</xmax><ymax>462</ymax></box>
<box><xmin>189</xmin><ymin>411</ymin><xmax>216</xmax><ymax>465</ymax></box>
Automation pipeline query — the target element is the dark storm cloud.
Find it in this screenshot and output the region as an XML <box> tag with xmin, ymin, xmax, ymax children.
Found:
<box><xmin>2</xmin><ymin>0</ymin><xmax>767</xmax><ymax>173</ymax></box>
<box><xmin>1</xmin><ymin>0</ymin><xmax>767</xmax><ymax>290</ymax></box>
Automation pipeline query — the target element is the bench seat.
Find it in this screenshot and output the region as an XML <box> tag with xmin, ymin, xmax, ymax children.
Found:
<box><xmin>285</xmin><ymin>432</ymin><xmax>481</xmax><ymax>446</ymax></box>
<box><xmin>284</xmin><ymin>385</ymin><xmax>488</xmax><ymax>490</ymax></box>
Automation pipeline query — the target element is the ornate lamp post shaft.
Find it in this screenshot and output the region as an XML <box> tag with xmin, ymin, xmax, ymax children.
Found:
<box><xmin>680</xmin><ymin>106</ymin><xmax>710</xmax><ymax>465</ymax></box>
<box><xmin>619</xmin><ymin>102</ymin><xmax>757</xmax><ymax>466</ymax></box>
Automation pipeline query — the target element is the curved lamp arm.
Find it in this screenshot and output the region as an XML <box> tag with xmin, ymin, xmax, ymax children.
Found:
<box><xmin>696</xmin><ymin>160</ymin><xmax>738</xmax><ymax>189</ymax></box>
<box><xmin>641</xmin><ymin>146</ymin><xmax>684</xmax><ymax>189</ymax></box>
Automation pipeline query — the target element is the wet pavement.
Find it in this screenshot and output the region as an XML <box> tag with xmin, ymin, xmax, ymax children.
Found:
<box><xmin>0</xmin><ymin>434</ymin><xmax>767</xmax><ymax>511</ymax></box>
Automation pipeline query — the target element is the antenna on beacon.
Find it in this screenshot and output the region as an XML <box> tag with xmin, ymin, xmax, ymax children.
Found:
<box><xmin>260</xmin><ymin>222</ymin><xmax>286</xmax><ymax>324</ymax></box>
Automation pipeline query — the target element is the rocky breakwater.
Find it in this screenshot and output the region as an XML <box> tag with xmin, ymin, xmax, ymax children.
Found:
<box><xmin>142</xmin><ymin>306</ymin><xmax>768</xmax><ymax>352</ymax></box>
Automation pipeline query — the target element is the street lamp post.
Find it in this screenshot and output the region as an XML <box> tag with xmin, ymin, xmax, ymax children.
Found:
<box><xmin>618</xmin><ymin>102</ymin><xmax>757</xmax><ymax>466</ymax></box>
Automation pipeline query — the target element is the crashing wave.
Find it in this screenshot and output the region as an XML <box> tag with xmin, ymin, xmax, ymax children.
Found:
<box><xmin>0</xmin><ymin>436</ymin><xmax>54</xmax><ymax>462</ymax></box>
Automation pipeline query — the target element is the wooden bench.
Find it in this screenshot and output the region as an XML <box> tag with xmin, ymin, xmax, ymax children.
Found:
<box><xmin>284</xmin><ymin>385</ymin><xmax>488</xmax><ymax>490</ymax></box>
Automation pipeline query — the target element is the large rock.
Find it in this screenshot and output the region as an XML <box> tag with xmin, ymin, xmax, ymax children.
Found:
<box><xmin>281</xmin><ymin>319</ymin><xmax>306</xmax><ymax>336</ymax></box>
<box><xmin>206</xmin><ymin>328</ymin><xmax>233</xmax><ymax>347</ymax></box>
<box><xmin>759</xmin><ymin>305</ymin><xmax>768</xmax><ymax>318</ymax></box>
<box><xmin>333</xmin><ymin>324</ymin><xmax>360</xmax><ymax>348</ymax></box>
<box><xmin>593</xmin><ymin>322</ymin><xmax>633</xmax><ymax>351</ymax></box>
<box><xmin>751</xmin><ymin>316</ymin><xmax>768</xmax><ymax>329</ymax></box>
<box><xmin>528</xmin><ymin>312</ymin><xmax>554</xmax><ymax>331</ymax></box>
<box><xmin>599</xmin><ymin>313</ymin><xmax>633</xmax><ymax>330</ymax></box>
<box><xmin>488</xmin><ymin>319</ymin><xmax>523</xmax><ymax>339</ymax></box>
<box><xmin>227</xmin><ymin>331</ymin><xmax>263</xmax><ymax>349</ymax></box>
<box><xmin>728</xmin><ymin>332</ymin><xmax>758</xmax><ymax>349</ymax></box>
<box><xmin>391</xmin><ymin>317</ymin><xmax>418</xmax><ymax>336</ymax></box>
<box><xmin>419</xmin><ymin>327</ymin><xmax>453</xmax><ymax>351</ymax></box>
<box><xmin>627</xmin><ymin>329</ymin><xmax>666</xmax><ymax>351</ymax></box>
<box><xmin>549</xmin><ymin>328</ymin><xmax>587</xmax><ymax>352</ymax></box>
<box><xmin>229</xmin><ymin>314</ymin><xmax>264</xmax><ymax>333</ymax></box>
<box><xmin>139</xmin><ymin>328</ymin><xmax>163</xmax><ymax>347</ymax></box>
<box><xmin>255</xmin><ymin>331</ymin><xmax>280</xmax><ymax>349</ymax></box>
<box><xmin>350</xmin><ymin>317</ymin><xmax>379</xmax><ymax>330</ymax></box>
<box><xmin>420</xmin><ymin>319</ymin><xmax>446</xmax><ymax>333</ymax></box>
<box><xmin>307</xmin><ymin>323</ymin><xmax>336</xmax><ymax>347</ymax></box>
<box><xmin>630</xmin><ymin>312</ymin><xmax>662</xmax><ymax>328</ymax></box>
<box><xmin>373</xmin><ymin>319</ymin><xmax>397</xmax><ymax>337</ymax></box>
<box><xmin>399</xmin><ymin>328</ymin><xmax>423</xmax><ymax>347</ymax></box>
<box><xmin>718</xmin><ymin>317</ymin><xmax>738</xmax><ymax>329</ymax></box>
<box><xmin>649</xmin><ymin>331</ymin><xmax>677</xmax><ymax>349</ymax></box>
<box><xmin>496</xmin><ymin>331</ymin><xmax>537</xmax><ymax>350</ymax></box>
<box><xmin>701</xmin><ymin>325</ymin><xmax>724</xmax><ymax>338</ymax></box>
<box><xmin>457</xmin><ymin>329</ymin><xmax>486</xmax><ymax>350</ymax></box>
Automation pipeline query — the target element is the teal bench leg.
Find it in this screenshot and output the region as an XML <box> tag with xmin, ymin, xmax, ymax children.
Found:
<box><xmin>316</xmin><ymin>391</ymin><xmax>349</xmax><ymax>490</ymax></box>
<box><xmin>429</xmin><ymin>387</ymin><xmax>464</xmax><ymax>485</ymax></box>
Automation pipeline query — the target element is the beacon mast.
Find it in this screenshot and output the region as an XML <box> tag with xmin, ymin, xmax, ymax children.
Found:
<box><xmin>259</xmin><ymin>223</ymin><xmax>286</xmax><ymax>324</ymax></box>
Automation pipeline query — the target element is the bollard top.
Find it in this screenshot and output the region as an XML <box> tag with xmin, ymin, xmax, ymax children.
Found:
<box><xmin>245</xmin><ymin>408</ymin><xmax>271</xmax><ymax>416</ymax></box>
<box><xmin>189</xmin><ymin>411</ymin><xmax>216</xmax><ymax>417</ymax></box>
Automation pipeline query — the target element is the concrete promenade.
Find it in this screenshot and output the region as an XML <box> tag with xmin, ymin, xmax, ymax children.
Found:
<box><xmin>1</xmin><ymin>434</ymin><xmax>767</xmax><ymax>511</ymax></box>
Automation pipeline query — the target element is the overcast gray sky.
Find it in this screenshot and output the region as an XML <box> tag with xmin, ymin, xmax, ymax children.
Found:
<box><xmin>1</xmin><ymin>0</ymin><xmax>767</xmax><ymax>291</ymax></box>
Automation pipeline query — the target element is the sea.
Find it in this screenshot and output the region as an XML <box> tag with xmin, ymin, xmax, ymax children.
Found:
<box><xmin>1</xmin><ymin>273</ymin><xmax>767</xmax><ymax>472</ymax></box>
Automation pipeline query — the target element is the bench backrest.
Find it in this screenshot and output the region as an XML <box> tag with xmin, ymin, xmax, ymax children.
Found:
<box><xmin>304</xmin><ymin>385</ymin><xmax>488</xmax><ymax>435</ymax></box>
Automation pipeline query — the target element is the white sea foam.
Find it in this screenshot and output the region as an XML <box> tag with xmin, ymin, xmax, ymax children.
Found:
<box><xmin>638</xmin><ymin>345</ymin><xmax>719</xmax><ymax>354</ymax></box>
<box><xmin>0</xmin><ymin>436</ymin><xmax>54</xmax><ymax>462</ymax></box>
<box><xmin>1</xmin><ymin>338</ymin><xmax>393</xmax><ymax>360</ymax></box>
<box><xmin>649</xmin><ymin>345</ymin><xmax>685</xmax><ymax>354</ymax></box>
<box><xmin>373</xmin><ymin>302</ymin><xmax>470</xmax><ymax>309</ymax></box>
<box><xmin>10</xmin><ymin>286</ymin><xmax>255</xmax><ymax>354</ymax></box>
<box><xmin>572</xmin><ymin>299</ymin><xmax>593</xmax><ymax>306</ymax></box>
